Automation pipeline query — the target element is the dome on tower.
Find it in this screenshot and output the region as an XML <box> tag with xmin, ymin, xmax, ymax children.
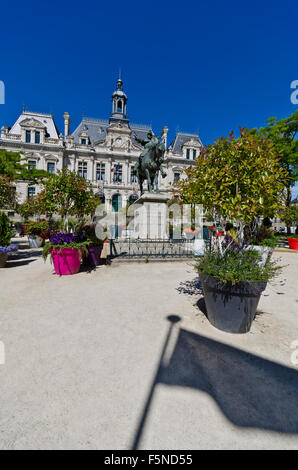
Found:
<box><xmin>110</xmin><ymin>77</ymin><xmax>129</xmax><ymax>125</ymax></box>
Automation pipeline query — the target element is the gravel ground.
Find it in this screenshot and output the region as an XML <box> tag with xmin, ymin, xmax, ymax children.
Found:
<box><xmin>0</xmin><ymin>246</ymin><xmax>297</xmax><ymax>450</ymax></box>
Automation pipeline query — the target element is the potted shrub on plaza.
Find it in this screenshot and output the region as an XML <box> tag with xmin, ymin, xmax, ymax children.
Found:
<box><xmin>197</xmin><ymin>246</ymin><xmax>281</xmax><ymax>333</ymax></box>
<box><xmin>0</xmin><ymin>211</ymin><xmax>18</xmax><ymax>267</ymax></box>
<box><xmin>37</xmin><ymin>169</ymin><xmax>102</xmax><ymax>275</ymax></box>
<box><xmin>24</xmin><ymin>219</ymin><xmax>50</xmax><ymax>248</ymax></box>
<box><xmin>177</xmin><ymin>128</ymin><xmax>288</xmax><ymax>333</ymax></box>
<box><xmin>77</xmin><ymin>223</ymin><xmax>104</xmax><ymax>267</ymax></box>
<box><xmin>42</xmin><ymin>233</ymin><xmax>90</xmax><ymax>276</ymax></box>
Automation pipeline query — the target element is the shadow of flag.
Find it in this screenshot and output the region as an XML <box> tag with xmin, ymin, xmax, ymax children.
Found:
<box><xmin>159</xmin><ymin>329</ymin><xmax>298</xmax><ymax>433</ymax></box>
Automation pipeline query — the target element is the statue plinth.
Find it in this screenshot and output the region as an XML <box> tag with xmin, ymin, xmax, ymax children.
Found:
<box><xmin>135</xmin><ymin>192</ymin><xmax>170</xmax><ymax>239</ymax></box>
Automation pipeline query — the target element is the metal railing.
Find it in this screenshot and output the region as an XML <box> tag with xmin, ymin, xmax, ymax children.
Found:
<box><xmin>109</xmin><ymin>238</ymin><xmax>196</xmax><ymax>259</ymax></box>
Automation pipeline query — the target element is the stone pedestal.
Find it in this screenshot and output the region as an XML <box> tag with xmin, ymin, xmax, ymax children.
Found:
<box><xmin>135</xmin><ymin>192</ymin><xmax>170</xmax><ymax>239</ymax></box>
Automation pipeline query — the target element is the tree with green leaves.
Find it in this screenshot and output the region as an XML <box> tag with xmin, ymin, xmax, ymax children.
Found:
<box><xmin>281</xmin><ymin>204</ymin><xmax>298</xmax><ymax>233</ymax></box>
<box><xmin>0</xmin><ymin>175</ymin><xmax>16</xmax><ymax>209</ymax></box>
<box><xmin>253</xmin><ymin>110</ymin><xmax>298</xmax><ymax>207</ymax></box>
<box><xmin>0</xmin><ymin>149</ymin><xmax>48</xmax><ymax>182</ymax></box>
<box><xmin>40</xmin><ymin>169</ymin><xmax>101</xmax><ymax>228</ymax></box>
<box><xmin>177</xmin><ymin>128</ymin><xmax>288</xmax><ymax>249</ymax></box>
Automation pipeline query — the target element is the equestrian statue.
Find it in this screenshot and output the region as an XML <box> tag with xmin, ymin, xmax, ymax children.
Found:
<box><xmin>133</xmin><ymin>130</ymin><xmax>167</xmax><ymax>194</ymax></box>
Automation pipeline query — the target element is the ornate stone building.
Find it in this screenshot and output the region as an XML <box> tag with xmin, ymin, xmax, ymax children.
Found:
<box><xmin>0</xmin><ymin>78</ymin><xmax>202</xmax><ymax>213</ymax></box>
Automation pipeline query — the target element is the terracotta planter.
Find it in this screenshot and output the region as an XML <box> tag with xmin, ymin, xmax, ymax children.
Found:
<box><xmin>0</xmin><ymin>253</ymin><xmax>8</xmax><ymax>268</ymax></box>
<box><xmin>288</xmin><ymin>238</ymin><xmax>298</xmax><ymax>250</ymax></box>
<box><xmin>50</xmin><ymin>248</ymin><xmax>82</xmax><ymax>276</ymax></box>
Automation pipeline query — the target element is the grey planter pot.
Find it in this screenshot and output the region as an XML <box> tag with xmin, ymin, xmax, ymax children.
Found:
<box><xmin>199</xmin><ymin>273</ymin><xmax>267</xmax><ymax>334</ymax></box>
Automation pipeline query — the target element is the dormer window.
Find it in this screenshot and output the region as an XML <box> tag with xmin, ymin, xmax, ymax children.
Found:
<box><xmin>35</xmin><ymin>131</ymin><xmax>40</xmax><ymax>144</ymax></box>
<box><xmin>186</xmin><ymin>149</ymin><xmax>190</xmax><ymax>160</ymax></box>
<box><xmin>26</xmin><ymin>130</ymin><xmax>31</xmax><ymax>143</ymax></box>
<box><xmin>81</xmin><ymin>138</ymin><xmax>87</xmax><ymax>145</ymax></box>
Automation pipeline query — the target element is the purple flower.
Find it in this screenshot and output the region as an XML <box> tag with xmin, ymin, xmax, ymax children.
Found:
<box><xmin>0</xmin><ymin>245</ymin><xmax>19</xmax><ymax>254</ymax></box>
<box><xmin>49</xmin><ymin>233</ymin><xmax>86</xmax><ymax>245</ymax></box>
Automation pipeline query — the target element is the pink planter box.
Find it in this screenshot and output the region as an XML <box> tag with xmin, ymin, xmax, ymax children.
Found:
<box><xmin>50</xmin><ymin>248</ymin><xmax>82</xmax><ymax>276</ymax></box>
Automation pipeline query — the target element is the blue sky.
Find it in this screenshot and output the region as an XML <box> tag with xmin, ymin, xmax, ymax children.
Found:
<box><xmin>0</xmin><ymin>0</ymin><xmax>297</xmax><ymax>195</ymax></box>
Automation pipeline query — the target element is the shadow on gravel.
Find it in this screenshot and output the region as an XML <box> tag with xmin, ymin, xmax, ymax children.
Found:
<box><xmin>131</xmin><ymin>318</ymin><xmax>298</xmax><ymax>449</ymax></box>
<box><xmin>176</xmin><ymin>277</ymin><xmax>203</xmax><ymax>296</ymax></box>
<box><xmin>6</xmin><ymin>259</ymin><xmax>37</xmax><ymax>268</ymax></box>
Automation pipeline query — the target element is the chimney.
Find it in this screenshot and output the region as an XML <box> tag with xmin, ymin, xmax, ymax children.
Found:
<box><xmin>161</xmin><ymin>126</ymin><xmax>168</xmax><ymax>149</ymax></box>
<box><xmin>63</xmin><ymin>112</ymin><xmax>71</xmax><ymax>138</ymax></box>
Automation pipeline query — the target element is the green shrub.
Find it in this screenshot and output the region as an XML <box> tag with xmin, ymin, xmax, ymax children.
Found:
<box><xmin>0</xmin><ymin>212</ymin><xmax>14</xmax><ymax>247</ymax></box>
<box><xmin>196</xmin><ymin>249</ymin><xmax>281</xmax><ymax>285</ymax></box>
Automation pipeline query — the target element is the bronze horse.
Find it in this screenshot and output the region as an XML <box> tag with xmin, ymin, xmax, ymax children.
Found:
<box><xmin>134</xmin><ymin>135</ymin><xmax>167</xmax><ymax>194</ymax></box>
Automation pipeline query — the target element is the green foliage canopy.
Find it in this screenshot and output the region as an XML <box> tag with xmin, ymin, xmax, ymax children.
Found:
<box><xmin>177</xmin><ymin>128</ymin><xmax>288</xmax><ymax>224</ymax></box>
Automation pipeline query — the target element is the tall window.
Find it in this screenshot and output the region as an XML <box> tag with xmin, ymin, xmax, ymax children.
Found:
<box><xmin>193</xmin><ymin>149</ymin><xmax>197</xmax><ymax>160</ymax></box>
<box><xmin>26</xmin><ymin>130</ymin><xmax>31</xmax><ymax>143</ymax></box>
<box><xmin>186</xmin><ymin>149</ymin><xmax>190</xmax><ymax>160</ymax></box>
<box><xmin>114</xmin><ymin>164</ymin><xmax>122</xmax><ymax>183</ymax></box>
<box><xmin>35</xmin><ymin>131</ymin><xmax>40</xmax><ymax>144</ymax></box>
<box><xmin>78</xmin><ymin>161</ymin><xmax>88</xmax><ymax>179</ymax></box>
<box><xmin>47</xmin><ymin>162</ymin><xmax>55</xmax><ymax>174</ymax></box>
<box><xmin>96</xmin><ymin>163</ymin><xmax>105</xmax><ymax>181</ymax></box>
<box><xmin>28</xmin><ymin>160</ymin><xmax>36</xmax><ymax>170</ymax></box>
<box><xmin>130</xmin><ymin>166</ymin><xmax>138</xmax><ymax>183</ymax></box>
<box><xmin>28</xmin><ymin>186</ymin><xmax>36</xmax><ymax>199</ymax></box>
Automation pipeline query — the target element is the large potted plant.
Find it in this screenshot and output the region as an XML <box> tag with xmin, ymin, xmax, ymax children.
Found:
<box><xmin>0</xmin><ymin>211</ymin><xmax>18</xmax><ymax>267</ymax></box>
<box><xmin>77</xmin><ymin>223</ymin><xmax>104</xmax><ymax>267</ymax></box>
<box><xmin>24</xmin><ymin>219</ymin><xmax>50</xmax><ymax>248</ymax></box>
<box><xmin>42</xmin><ymin>233</ymin><xmax>90</xmax><ymax>276</ymax></box>
<box><xmin>177</xmin><ymin>128</ymin><xmax>288</xmax><ymax>333</ymax></box>
<box><xmin>197</xmin><ymin>243</ymin><xmax>281</xmax><ymax>333</ymax></box>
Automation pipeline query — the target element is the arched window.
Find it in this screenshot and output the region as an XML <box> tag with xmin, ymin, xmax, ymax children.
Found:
<box><xmin>117</xmin><ymin>100</ymin><xmax>122</xmax><ymax>112</ymax></box>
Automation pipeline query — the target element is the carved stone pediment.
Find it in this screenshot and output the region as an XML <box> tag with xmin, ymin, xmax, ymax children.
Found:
<box><xmin>107</xmin><ymin>122</ymin><xmax>131</xmax><ymax>136</ymax></box>
<box><xmin>182</xmin><ymin>138</ymin><xmax>201</xmax><ymax>149</ymax></box>
<box><xmin>19</xmin><ymin>118</ymin><xmax>46</xmax><ymax>129</ymax></box>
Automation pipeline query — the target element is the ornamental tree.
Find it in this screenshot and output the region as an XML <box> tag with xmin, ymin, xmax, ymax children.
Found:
<box><xmin>0</xmin><ymin>175</ymin><xmax>16</xmax><ymax>209</ymax></box>
<box><xmin>17</xmin><ymin>190</ymin><xmax>55</xmax><ymax>219</ymax></box>
<box><xmin>281</xmin><ymin>205</ymin><xmax>298</xmax><ymax>232</ymax></box>
<box><xmin>41</xmin><ymin>169</ymin><xmax>101</xmax><ymax>223</ymax></box>
<box><xmin>252</xmin><ymin>110</ymin><xmax>298</xmax><ymax>207</ymax></box>
<box><xmin>0</xmin><ymin>149</ymin><xmax>48</xmax><ymax>182</ymax></box>
<box><xmin>177</xmin><ymin>128</ymin><xmax>288</xmax><ymax>244</ymax></box>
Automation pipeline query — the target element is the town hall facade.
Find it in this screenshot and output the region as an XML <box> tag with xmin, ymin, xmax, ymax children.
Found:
<box><xmin>0</xmin><ymin>78</ymin><xmax>202</xmax><ymax>213</ymax></box>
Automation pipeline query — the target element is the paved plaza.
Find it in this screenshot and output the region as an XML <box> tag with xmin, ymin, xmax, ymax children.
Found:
<box><xmin>0</xmin><ymin>247</ymin><xmax>297</xmax><ymax>450</ymax></box>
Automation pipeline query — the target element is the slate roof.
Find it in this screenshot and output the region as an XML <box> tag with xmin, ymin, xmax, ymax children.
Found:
<box><xmin>8</xmin><ymin>110</ymin><xmax>59</xmax><ymax>139</ymax></box>
<box><xmin>71</xmin><ymin>117</ymin><xmax>152</xmax><ymax>145</ymax></box>
<box><xmin>169</xmin><ymin>132</ymin><xmax>202</xmax><ymax>154</ymax></box>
